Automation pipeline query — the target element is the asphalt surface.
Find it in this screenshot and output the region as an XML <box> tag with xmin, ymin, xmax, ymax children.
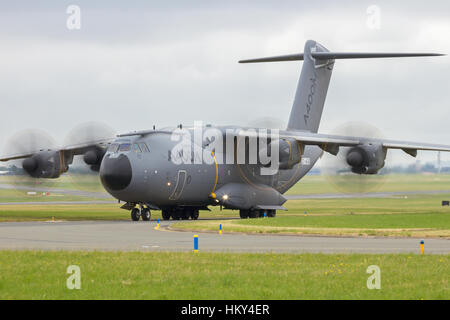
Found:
<box><xmin>0</xmin><ymin>184</ymin><xmax>449</xmax><ymax>254</ymax></box>
<box><xmin>0</xmin><ymin>220</ymin><xmax>448</xmax><ymax>254</ymax></box>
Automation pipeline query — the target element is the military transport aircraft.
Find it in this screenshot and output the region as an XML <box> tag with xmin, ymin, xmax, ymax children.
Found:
<box><xmin>1</xmin><ymin>40</ymin><xmax>449</xmax><ymax>221</ymax></box>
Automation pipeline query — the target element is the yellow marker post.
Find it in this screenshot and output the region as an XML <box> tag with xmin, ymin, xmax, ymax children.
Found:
<box><xmin>154</xmin><ymin>218</ymin><xmax>160</xmax><ymax>230</ymax></box>
<box><xmin>219</xmin><ymin>224</ymin><xmax>222</xmax><ymax>235</ymax></box>
<box><xmin>52</xmin><ymin>216</ymin><xmax>55</xmax><ymax>222</ymax></box>
<box><xmin>420</xmin><ymin>240</ymin><xmax>424</xmax><ymax>255</ymax></box>
<box><xmin>193</xmin><ymin>235</ymin><xmax>199</xmax><ymax>253</ymax></box>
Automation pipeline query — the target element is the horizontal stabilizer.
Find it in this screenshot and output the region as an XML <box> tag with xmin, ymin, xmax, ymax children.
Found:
<box><xmin>239</xmin><ymin>52</ymin><xmax>444</xmax><ymax>63</ymax></box>
<box><xmin>239</xmin><ymin>53</ymin><xmax>305</xmax><ymax>63</ymax></box>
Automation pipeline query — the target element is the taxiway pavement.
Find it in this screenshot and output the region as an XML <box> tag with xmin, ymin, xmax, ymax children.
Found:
<box><xmin>0</xmin><ymin>220</ymin><xmax>448</xmax><ymax>254</ymax></box>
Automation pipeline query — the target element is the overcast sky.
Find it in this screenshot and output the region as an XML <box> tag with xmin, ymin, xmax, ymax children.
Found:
<box><xmin>0</xmin><ymin>1</ymin><xmax>449</xmax><ymax>166</ymax></box>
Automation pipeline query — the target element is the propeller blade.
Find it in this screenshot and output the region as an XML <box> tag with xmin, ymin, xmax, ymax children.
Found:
<box><xmin>320</xmin><ymin>122</ymin><xmax>388</xmax><ymax>193</ymax></box>
<box><xmin>63</xmin><ymin>121</ymin><xmax>116</xmax><ymax>191</ymax></box>
<box><xmin>2</xmin><ymin>129</ymin><xmax>59</xmax><ymax>193</ymax></box>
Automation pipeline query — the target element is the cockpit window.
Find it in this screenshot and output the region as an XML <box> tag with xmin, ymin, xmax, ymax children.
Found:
<box><xmin>139</xmin><ymin>142</ymin><xmax>150</xmax><ymax>152</ymax></box>
<box><xmin>133</xmin><ymin>143</ymin><xmax>141</xmax><ymax>153</ymax></box>
<box><xmin>108</xmin><ymin>143</ymin><xmax>119</xmax><ymax>153</ymax></box>
<box><xmin>119</xmin><ymin>143</ymin><xmax>131</xmax><ymax>152</ymax></box>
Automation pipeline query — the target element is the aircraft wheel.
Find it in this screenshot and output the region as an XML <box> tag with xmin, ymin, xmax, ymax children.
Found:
<box><xmin>191</xmin><ymin>209</ymin><xmax>199</xmax><ymax>220</ymax></box>
<box><xmin>162</xmin><ymin>210</ymin><xmax>171</xmax><ymax>220</ymax></box>
<box><xmin>172</xmin><ymin>210</ymin><xmax>181</xmax><ymax>220</ymax></box>
<box><xmin>131</xmin><ymin>208</ymin><xmax>140</xmax><ymax>221</ymax></box>
<box><xmin>141</xmin><ymin>208</ymin><xmax>151</xmax><ymax>221</ymax></box>
<box><xmin>181</xmin><ymin>210</ymin><xmax>190</xmax><ymax>220</ymax></box>
<box><xmin>249</xmin><ymin>210</ymin><xmax>259</xmax><ymax>219</ymax></box>
<box><xmin>239</xmin><ymin>210</ymin><xmax>249</xmax><ymax>219</ymax></box>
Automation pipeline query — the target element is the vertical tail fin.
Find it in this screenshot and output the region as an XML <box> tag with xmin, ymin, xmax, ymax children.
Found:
<box><xmin>287</xmin><ymin>40</ymin><xmax>333</xmax><ymax>132</ymax></box>
<box><xmin>239</xmin><ymin>40</ymin><xmax>443</xmax><ymax>133</ymax></box>
<box><xmin>239</xmin><ymin>40</ymin><xmax>334</xmax><ymax>133</ymax></box>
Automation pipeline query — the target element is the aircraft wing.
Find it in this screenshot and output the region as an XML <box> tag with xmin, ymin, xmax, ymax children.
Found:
<box><xmin>61</xmin><ymin>138</ymin><xmax>113</xmax><ymax>153</ymax></box>
<box><xmin>237</xmin><ymin>129</ymin><xmax>450</xmax><ymax>156</ymax></box>
<box><xmin>0</xmin><ymin>137</ymin><xmax>113</xmax><ymax>162</ymax></box>
<box><xmin>0</xmin><ymin>127</ymin><xmax>179</xmax><ymax>162</ymax></box>
<box><xmin>0</xmin><ymin>152</ymin><xmax>38</xmax><ymax>162</ymax></box>
<box><xmin>117</xmin><ymin>129</ymin><xmax>177</xmax><ymax>137</ymax></box>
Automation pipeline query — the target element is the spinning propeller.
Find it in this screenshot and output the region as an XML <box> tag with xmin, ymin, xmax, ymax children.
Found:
<box><xmin>63</xmin><ymin>121</ymin><xmax>116</xmax><ymax>190</ymax></box>
<box><xmin>2</xmin><ymin>129</ymin><xmax>60</xmax><ymax>192</ymax></box>
<box><xmin>1</xmin><ymin>122</ymin><xmax>116</xmax><ymax>194</ymax></box>
<box><xmin>320</xmin><ymin>122</ymin><xmax>388</xmax><ymax>193</ymax></box>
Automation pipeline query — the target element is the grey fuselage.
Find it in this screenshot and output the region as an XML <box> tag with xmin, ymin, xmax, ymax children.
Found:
<box><xmin>99</xmin><ymin>125</ymin><xmax>322</xmax><ymax>211</ymax></box>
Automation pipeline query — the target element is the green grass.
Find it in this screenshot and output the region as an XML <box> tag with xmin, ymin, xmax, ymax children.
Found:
<box><xmin>0</xmin><ymin>251</ymin><xmax>447</xmax><ymax>300</ymax></box>
<box><xmin>1</xmin><ymin>174</ymin><xmax>450</xmax><ymax>237</ymax></box>
<box><xmin>286</xmin><ymin>174</ymin><xmax>450</xmax><ymax>195</ymax></box>
<box><xmin>174</xmin><ymin>194</ymin><xmax>450</xmax><ymax>238</ymax></box>
<box><xmin>285</xmin><ymin>193</ymin><xmax>450</xmax><ymax>215</ymax></box>
<box><xmin>0</xmin><ymin>204</ymin><xmax>125</xmax><ymax>221</ymax></box>
<box><xmin>0</xmin><ymin>174</ymin><xmax>105</xmax><ymax>193</ymax></box>
<box><xmin>0</xmin><ymin>203</ymin><xmax>235</xmax><ymax>222</ymax></box>
<box><xmin>235</xmin><ymin>213</ymin><xmax>450</xmax><ymax>230</ymax></box>
<box><xmin>2</xmin><ymin>172</ymin><xmax>450</xmax><ymax>196</ymax></box>
<box><xmin>0</xmin><ymin>175</ymin><xmax>448</xmax><ymax>300</ymax></box>
<box><xmin>0</xmin><ymin>189</ymin><xmax>101</xmax><ymax>203</ymax></box>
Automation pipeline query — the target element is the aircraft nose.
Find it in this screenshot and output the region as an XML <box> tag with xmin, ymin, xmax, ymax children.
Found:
<box><xmin>100</xmin><ymin>154</ymin><xmax>132</xmax><ymax>191</ymax></box>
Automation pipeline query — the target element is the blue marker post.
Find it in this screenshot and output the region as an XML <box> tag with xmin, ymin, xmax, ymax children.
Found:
<box><xmin>193</xmin><ymin>235</ymin><xmax>199</xmax><ymax>253</ymax></box>
<box><xmin>264</xmin><ymin>211</ymin><xmax>267</xmax><ymax>218</ymax></box>
<box><xmin>154</xmin><ymin>218</ymin><xmax>160</xmax><ymax>230</ymax></box>
<box><xmin>219</xmin><ymin>224</ymin><xmax>222</xmax><ymax>235</ymax></box>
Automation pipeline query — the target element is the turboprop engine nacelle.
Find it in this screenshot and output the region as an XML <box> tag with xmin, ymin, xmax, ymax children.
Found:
<box><xmin>259</xmin><ymin>138</ymin><xmax>303</xmax><ymax>170</ymax></box>
<box><xmin>346</xmin><ymin>144</ymin><xmax>387</xmax><ymax>174</ymax></box>
<box><xmin>22</xmin><ymin>151</ymin><xmax>69</xmax><ymax>179</ymax></box>
<box><xmin>83</xmin><ymin>147</ymin><xmax>106</xmax><ymax>172</ymax></box>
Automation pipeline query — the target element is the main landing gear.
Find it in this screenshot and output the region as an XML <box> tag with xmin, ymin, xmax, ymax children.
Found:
<box><xmin>129</xmin><ymin>206</ymin><xmax>199</xmax><ymax>221</ymax></box>
<box><xmin>239</xmin><ymin>209</ymin><xmax>276</xmax><ymax>219</ymax></box>
<box><xmin>161</xmin><ymin>207</ymin><xmax>199</xmax><ymax>221</ymax></box>
<box><xmin>129</xmin><ymin>206</ymin><xmax>274</xmax><ymax>221</ymax></box>
<box><xmin>130</xmin><ymin>207</ymin><xmax>151</xmax><ymax>221</ymax></box>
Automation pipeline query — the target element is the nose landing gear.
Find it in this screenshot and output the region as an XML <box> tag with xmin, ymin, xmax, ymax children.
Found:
<box><xmin>130</xmin><ymin>206</ymin><xmax>151</xmax><ymax>221</ymax></box>
<box><xmin>131</xmin><ymin>208</ymin><xmax>141</xmax><ymax>221</ymax></box>
<box><xmin>141</xmin><ymin>208</ymin><xmax>151</xmax><ymax>221</ymax></box>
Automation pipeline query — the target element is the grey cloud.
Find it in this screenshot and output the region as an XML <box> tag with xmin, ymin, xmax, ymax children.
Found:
<box><xmin>0</xmin><ymin>1</ymin><xmax>449</xmax><ymax>166</ymax></box>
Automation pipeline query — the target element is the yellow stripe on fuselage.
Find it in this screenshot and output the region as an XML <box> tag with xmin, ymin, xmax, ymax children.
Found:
<box><xmin>211</xmin><ymin>151</ymin><xmax>219</xmax><ymax>194</ymax></box>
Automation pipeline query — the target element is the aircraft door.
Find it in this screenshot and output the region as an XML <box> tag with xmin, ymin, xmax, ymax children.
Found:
<box><xmin>169</xmin><ymin>170</ymin><xmax>187</xmax><ymax>200</ymax></box>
